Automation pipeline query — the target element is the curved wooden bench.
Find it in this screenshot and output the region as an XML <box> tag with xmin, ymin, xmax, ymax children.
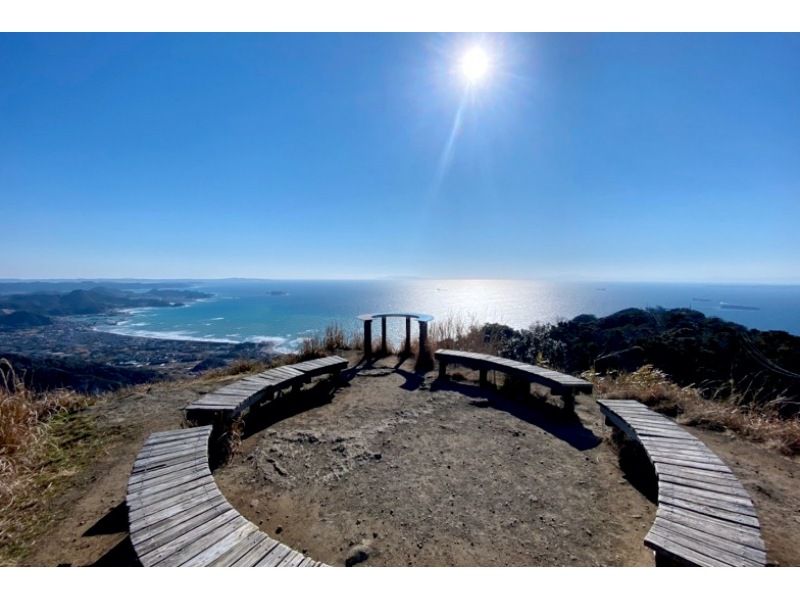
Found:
<box><xmin>598</xmin><ymin>399</ymin><xmax>767</xmax><ymax>566</ymax></box>
<box><xmin>435</xmin><ymin>349</ymin><xmax>593</xmax><ymax>410</ymax></box>
<box><xmin>186</xmin><ymin>356</ymin><xmax>348</xmax><ymax>421</ymax></box>
<box><xmin>127</xmin><ymin>426</ymin><xmax>325</xmax><ymax>566</ymax></box>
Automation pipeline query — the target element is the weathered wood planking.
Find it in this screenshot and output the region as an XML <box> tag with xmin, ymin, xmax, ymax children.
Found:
<box><xmin>185</xmin><ymin>356</ymin><xmax>348</xmax><ymax>419</ymax></box>
<box><xmin>127</xmin><ymin>426</ymin><xmax>326</xmax><ymax>567</ymax></box>
<box><xmin>598</xmin><ymin>399</ymin><xmax>767</xmax><ymax>567</ymax></box>
<box><xmin>434</xmin><ymin>349</ymin><xmax>593</xmax><ymax>410</ymax></box>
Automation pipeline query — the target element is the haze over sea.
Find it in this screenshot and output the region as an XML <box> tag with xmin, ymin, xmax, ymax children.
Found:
<box><xmin>94</xmin><ymin>280</ymin><xmax>800</xmax><ymax>352</ymax></box>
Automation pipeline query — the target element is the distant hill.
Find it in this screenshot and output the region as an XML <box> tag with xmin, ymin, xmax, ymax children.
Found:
<box><xmin>0</xmin><ymin>310</ymin><xmax>52</xmax><ymax>329</ymax></box>
<box><xmin>0</xmin><ymin>280</ymin><xmax>197</xmax><ymax>295</ymax></box>
<box><xmin>0</xmin><ymin>287</ymin><xmax>211</xmax><ymax>316</ymax></box>
<box><xmin>488</xmin><ymin>307</ymin><xmax>800</xmax><ymax>413</ymax></box>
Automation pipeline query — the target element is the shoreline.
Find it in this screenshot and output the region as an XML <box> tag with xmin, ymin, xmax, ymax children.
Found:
<box><xmin>0</xmin><ymin>315</ymin><xmax>283</xmax><ymax>392</ymax></box>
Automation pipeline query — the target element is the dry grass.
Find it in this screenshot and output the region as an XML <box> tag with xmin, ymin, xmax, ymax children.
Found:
<box><xmin>0</xmin><ymin>359</ymin><xmax>95</xmax><ymax>564</ymax></box>
<box><xmin>587</xmin><ymin>365</ymin><xmax>800</xmax><ymax>456</ymax></box>
<box><xmin>428</xmin><ymin>313</ymin><xmax>503</xmax><ymax>354</ymax></box>
<box><xmin>298</xmin><ymin>323</ymin><xmax>362</xmax><ymax>360</ymax></box>
<box><xmin>200</xmin><ymin>359</ymin><xmax>269</xmax><ymax>380</ymax></box>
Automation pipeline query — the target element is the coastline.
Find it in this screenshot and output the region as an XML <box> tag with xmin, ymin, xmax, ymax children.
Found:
<box><xmin>0</xmin><ymin>314</ymin><xmax>282</xmax><ymax>392</ymax></box>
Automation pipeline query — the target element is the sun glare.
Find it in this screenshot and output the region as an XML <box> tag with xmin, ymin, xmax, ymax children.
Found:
<box><xmin>460</xmin><ymin>46</ymin><xmax>490</xmax><ymax>85</ymax></box>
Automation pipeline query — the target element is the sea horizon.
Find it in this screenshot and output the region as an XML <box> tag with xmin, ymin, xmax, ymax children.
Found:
<box><xmin>66</xmin><ymin>278</ymin><xmax>800</xmax><ymax>351</ymax></box>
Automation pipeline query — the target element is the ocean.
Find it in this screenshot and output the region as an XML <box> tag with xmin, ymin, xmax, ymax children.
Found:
<box><xmin>94</xmin><ymin>280</ymin><xmax>800</xmax><ymax>352</ymax></box>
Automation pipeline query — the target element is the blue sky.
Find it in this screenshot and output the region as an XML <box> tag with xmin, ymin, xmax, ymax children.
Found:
<box><xmin>1</xmin><ymin>33</ymin><xmax>798</xmax><ymax>282</ymax></box>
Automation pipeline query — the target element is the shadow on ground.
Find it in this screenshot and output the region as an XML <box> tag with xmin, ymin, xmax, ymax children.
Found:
<box><xmin>80</xmin><ymin>501</ymin><xmax>141</xmax><ymax>566</ymax></box>
<box><xmin>431</xmin><ymin>377</ymin><xmax>602</xmax><ymax>452</ymax></box>
<box><xmin>608</xmin><ymin>431</ymin><xmax>658</xmax><ymax>503</ymax></box>
<box><xmin>91</xmin><ymin>536</ymin><xmax>140</xmax><ymax>566</ymax></box>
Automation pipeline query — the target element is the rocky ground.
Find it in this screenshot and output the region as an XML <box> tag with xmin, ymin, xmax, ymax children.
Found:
<box><xmin>15</xmin><ymin>352</ymin><xmax>800</xmax><ymax>567</ymax></box>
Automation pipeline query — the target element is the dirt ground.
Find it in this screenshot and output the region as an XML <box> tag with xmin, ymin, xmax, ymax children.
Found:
<box><xmin>17</xmin><ymin>352</ymin><xmax>800</xmax><ymax>566</ymax></box>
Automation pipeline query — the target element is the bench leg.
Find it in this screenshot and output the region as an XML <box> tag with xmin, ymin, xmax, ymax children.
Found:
<box><xmin>438</xmin><ymin>360</ymin><xmax>447</xmax><ymax>379</ymax></box>
<box><xmin>562</xmin><ymin>391</ymin><xmax>575</xmax><ymax>413</ymax></box>
<box><xmin>479</xmin><ymin>368</ymin><xmax>488</xmax><ymax>387</ymax></box>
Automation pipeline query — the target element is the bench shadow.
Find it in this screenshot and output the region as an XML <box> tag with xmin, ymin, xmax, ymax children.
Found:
<box><xmin>83</xmin><ymin>501</ymin><xmax>128</xmax><ymax>536</ymax></box>
<box><xmin>608</xmin><ymin>431</ymin><xmax>658</xmax><ymax>503</ymax></box>
<box><xmin>239</xmin><ymin>373</ymin><xmax>345</xmax><ymax>440</ymax></box>
<box><xmin>91</xmin><ymin>536</ymin><xmax>141</xmax><ymax>567</ymax></box>
<box><xmin>431</xmin><ymin>378</ymin><xmax>601</xmax><ymax>452</ymax></box>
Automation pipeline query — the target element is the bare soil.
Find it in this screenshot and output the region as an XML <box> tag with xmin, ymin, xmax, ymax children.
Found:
<box><xmin>16</xmin><ymin>352</ymin><xmax>800</xmax><ymax>566</ymax></box>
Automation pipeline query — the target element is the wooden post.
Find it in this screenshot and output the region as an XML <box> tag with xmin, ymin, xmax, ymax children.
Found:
<box><xmin>381</xmin><ymin>316</ymin><xmax>387</xmax><ymax>354</ymax></box>
<box><xmin>364</xmin><ymin>319</ymin><xmax>372</xmax><ymax>358</ymax></box>
<box><xmin>562</xmin><ymin>390</ymin><xmax>575</xmax><ymax>413</ymax></box>
<box><xmin>479</xmin><ymin>368</ymin><xmax>488</xmax><ymax>387</ymax></box>
<box><xmin>438</xmin><ymin>359</ymin><xmax>447</xmax><ymax>379</ymax></box>
<box><xmin>405</xmin><ymin>317</ymin><xmax>411</xmax><ymax>354</ymax></box>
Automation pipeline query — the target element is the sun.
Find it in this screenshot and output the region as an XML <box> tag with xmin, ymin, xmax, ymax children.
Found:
<box><xmin>460</xmin><ymin>46</ymin><xmax>490</xmax><ymax>85</ymax></box>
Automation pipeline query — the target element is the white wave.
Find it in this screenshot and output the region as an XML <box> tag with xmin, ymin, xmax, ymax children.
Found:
<box><xmin>93</xmin><ymin>326</ymin><xmax>240</xmax><ymax>344</ymax></box>
<box><xmin>245</xmin><ymin>335</ymin><xmax>287</xmax><ymax>345</ymax></box>
<box><xmin>209</xmin><ymin>317</ymin><xmax>225</xmax><ymax>321</ymax></box>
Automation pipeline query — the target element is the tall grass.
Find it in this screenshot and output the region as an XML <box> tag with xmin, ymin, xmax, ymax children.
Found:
<box><xmin>0</xmin><ymin>359</ymin><xmax>92</xmax><ymax>563</ymax></box>
<box><xmin>298</xmin><ymin>322</ymin><xmax>362</xmax><ymax>360</ymax></box>
<box><xmin>587</xmin><ymin>365</ymin><xmax>800</xmax><ymax>456</ymax></box>
<box><xmin>428</xmin><ymin>313</ymin><xmax>503</xmax><ymax>354</ymax></box>
<box><xmin>0</xmin><ymin>360</ymin><xmax>88</xmax><ymax>485</ymax></box>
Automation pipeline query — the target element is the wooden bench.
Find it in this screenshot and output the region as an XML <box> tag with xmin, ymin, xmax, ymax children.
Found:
<box><xmin>127</xmin><ymin>426</ymin><xmax>325</xmax><ymax>566</ymax></box>
<box><xmin>435</xmin><ymin>349</ymin><xmax>593</xmax><ymax>410</ymax></box>
<box><xmin>185</xmin><ymin>356</ymin><xmax>348</xmax><ymax>421</ymax></box>
<box><xmin>598</xmin><ymin>399</ymin><xmax>767</xmax><ymax>567</ymax></box>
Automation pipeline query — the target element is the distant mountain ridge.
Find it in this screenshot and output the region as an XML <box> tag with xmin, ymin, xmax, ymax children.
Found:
<box><xmin>0</xmin><ymin>286</ymin><xmax>212</xmax><ymax>318</ymax></box>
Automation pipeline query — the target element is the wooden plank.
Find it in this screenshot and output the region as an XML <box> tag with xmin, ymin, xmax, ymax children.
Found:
<box><xmin>127</xmin><ymin>480</ymin><xmax>220</xmax><ymax>514</ymax></box>
<box><xmin>129</xmin><ymin>488</ymin><xmax>224</xmax><ymax>531</ymax></box>
<box><xmin>650</xmin><ymin>455</ymin><xmax>734</xmax><ymax>473</ymax></box>
<box><xmin>134</xmin><ymin>441</ymin><xmax>208</xmax><ymax>460</ymax></box>
<box><xmin>652</xmin><ymin>518</ymin><xmax>765</xmax><ymax>565</ymax></box>
<box><xmin>135</xmin><ymin>502</ymin><xmax>235</xmax><ymax>555</ymax></box>
<box><xmin>185</xmin><ymin>404</ymin><xmax>237</xmax><ymax>411</ymax></box>
<box><xmin>658</xmin><ymin>495</ymin><xmax>761</xmax><ymax>528</ymax></box>
<box><xmin>181</xmin><ymin>522</ymin><xmax>259</xmax><ymax>567</ymax></box>
<box><xmin>647</xmin><ymin>450</ymin><xmax>726</xmax><ymax>466</ymax></box>
<box><xmin>129</xmin><ymin>461</ymin><xmax>208</xmax><ymax>487</ymax></box>
<box><xmin>233</xmin><ymin>537</ymin><xmax>281</xmax><ymax>567</ymax></box>
<box><xmin>129</xmin><ymin>467</ymin><xmax>211</xmax><ymax>497</ymax></box>
<box><xmin>133</xmin><ymin>447</ymin><xmax>204</xmax><ymax>470</ymax></box>
<box><xmin>147</xmin><ymin>428</ymin><xmax>210</xmax><ymax>442</ymax></box>
<box><xmin>187</xmin><ymin>399</ymin><xmax>241</xmax><ymax>408</ymax></box>
<box><xmin>657</xmin><ymin>505</ymin><xmax>764</xmax><ymax>548</ymax></box>
<box><xmin>131</xmin><ymin>495</ymin><xmax>229</xmax><ymax>544</ymax></box>
<box><xmin>132</xmin><ymin>452</ymin><xmax>208</xmax><ymax>474</ymax></box>
<box><xmin>142</xmin><ymin>510</ymin><xmax>242</xmax><ymax>566</ymax></box>
<box><xmin>657</xmin><ymin>505</ymin><xmax>766</xmax><ymax>551</ymax></box>
<box><xmin>649</xmin><ymin>520</ymin><xmax>763</xmax><ymax>566</ymax></box>
<box><xmin>655</xmin><ymin>462</ymin><xmax>739</xmax><ymax>482</ymax></box>
<box><xmin>144</xmin><ymin>433</ymin><xmax>208</xmax><ymax>448</ymax></box>
<box><xmin>659</xmin><ymin>482</ymin><xmax>756</xmax><ymax>511</ymax></box>
<box><xmin>209</xmin><ymin>530</ymin><xmax>270</xmax><ymax>567</ymax></box>
<box><xmin>645</xmin><ymin>529</ymin><xmax>734</xmax><ymax>567</ymax></box>
<box><xmin>645</xmin><ymin>445</ymin><xmax>720</xmax><ymax>459</ymax></box>
<box><xmin>643</xmin><ymin>436</ymin><xmax>709</xmax><ymax>448</ymax></box>
<box><xmin>256</xmin><ymin>543</ymin><xmax>293</xmax><ymax>566</ymax></box>
<box><xmin>280</xmin><ymin>552</ymin><xmax>307</xmax><ymax>567</ymax></box>
<box><xmin>128</xmin><ymin>471</ymin><xmax>215</xmax><ymax>505</ymax></box>
<box><xmin>659</xmin><ymin>473</ymin><xmax>750</xmax><ymax>498</ymax></box>
<box><xmin>619</xmin><ymin>418</ymin><xmax>690</xmax><ymax>432</ymax></box>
